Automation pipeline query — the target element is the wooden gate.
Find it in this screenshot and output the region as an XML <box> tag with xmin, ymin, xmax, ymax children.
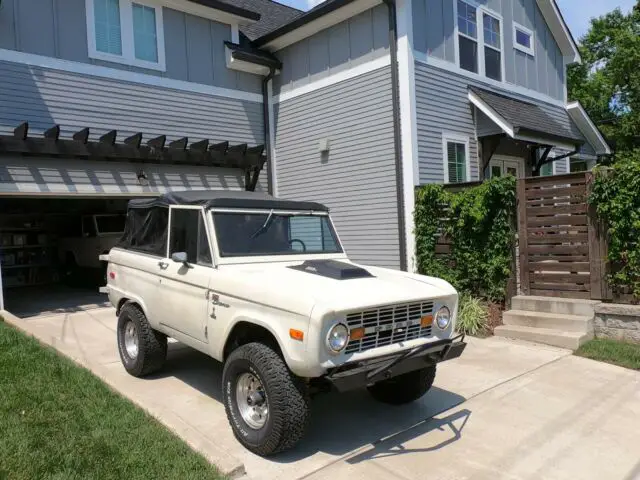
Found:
<box><xmin>517</xmin><ymin>172</ymin><xmax>609</xmax><ymax>300</ymax></box>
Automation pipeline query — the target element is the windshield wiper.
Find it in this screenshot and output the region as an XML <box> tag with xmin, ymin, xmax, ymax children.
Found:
<box><xmin>250</xmin><ymin>210</ymin><xmax>274</xmax><ymax>239</ymax></box>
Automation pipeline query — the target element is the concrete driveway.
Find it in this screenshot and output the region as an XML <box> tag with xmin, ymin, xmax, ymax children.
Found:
<box><xmin>3</xmin><ymin>305</ymin><xmax>640</xmax><ymax>480</ymax></box>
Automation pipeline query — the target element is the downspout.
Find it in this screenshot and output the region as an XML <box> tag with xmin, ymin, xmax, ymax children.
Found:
<box><xmin>262</xmin><ymin>67</ymin><xmax>276</xmax><ymax>195</ymax></box>
<box><xmin>382</xmin><ymin>0</ymin><xmax>408</xmax><ymax>272</ymax></box>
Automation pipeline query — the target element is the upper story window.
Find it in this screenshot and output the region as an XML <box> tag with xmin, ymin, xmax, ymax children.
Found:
<box><xmin>442</xmin><ymin>134</ymin><xmax>470</xmax><ymax>184</ymax></box>
<box><xmin>513</xmin><ymin>23</ymin><xmax>535</xmax><ymax>56</ymax></box>
<box><xmin>456</xmin><ymin>0</ymin><xmax>503</xmax><ymax>81</ymax></box>
<box><xmin>86</xmin><ymin>0</ymin><xmax>166</xmax><ymax>71</ymax></box>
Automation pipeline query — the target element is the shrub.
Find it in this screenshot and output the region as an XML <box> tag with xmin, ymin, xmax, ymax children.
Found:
<box><xmin>414</xmin><ymin>176</ymin><xmax>517</xmax><ymax>302</ymax></box>
<box><xmin>456</xmin><ymin>295</ymin><xmax>489</xmax><ymax>336</ymax></box>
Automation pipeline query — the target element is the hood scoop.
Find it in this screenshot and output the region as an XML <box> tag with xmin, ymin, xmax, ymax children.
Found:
<box><xmin>288</xmin><ymin>260</ymin><xmax>374</xmax><ymax>280</ymax></box>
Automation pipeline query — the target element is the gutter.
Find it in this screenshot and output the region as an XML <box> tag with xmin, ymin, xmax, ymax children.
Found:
<box><xmin>262</xmin><ymin>67</ymin><xmax>276</xmax><ymax>195</ymax></box>
<box><xmin>381</xmin><ymin>0</ymin><xmax>408</xmax><ymax>272</ymax></box>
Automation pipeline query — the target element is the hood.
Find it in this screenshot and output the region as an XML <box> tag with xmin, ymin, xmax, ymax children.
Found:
<box><xmin>217</xmin><ymin>259</ymin><xmax>457</xmax><ymax>318</ymax></box>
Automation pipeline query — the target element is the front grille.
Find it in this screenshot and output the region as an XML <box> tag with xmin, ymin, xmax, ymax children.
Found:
<box><xmin>344</xmin><ymin>301</ymin><xmax>434</xmax><ymax>354</ymax></box>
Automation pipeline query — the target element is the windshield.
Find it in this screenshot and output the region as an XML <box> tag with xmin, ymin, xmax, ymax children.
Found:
<box><xmin>95</xmin><ymin>214</ymin><xmax>126</xmax><ymax>234</ymax></box>
<box><xmin>212</xmin><ymin>212</ymin><xmax>342</xmax><ymax>257</ymax></box>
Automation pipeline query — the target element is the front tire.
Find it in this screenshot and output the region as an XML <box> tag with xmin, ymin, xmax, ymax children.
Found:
<box><xmin>117</xmin><ymin>303</ymin><xmax>167</xmax><ymax>377</ymax></box>
<box><xmin>222</xmin><ymin>342</ymin><xmax>310</xmax><ymax>456</ymax></box>
<box><xmin>367</xmin><ymin>365</ymin><xmax>437</xmax><ymax>405</ymax></box>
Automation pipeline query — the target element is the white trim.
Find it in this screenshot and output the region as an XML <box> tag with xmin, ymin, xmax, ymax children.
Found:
<box><xmin>515</xmin><ymin>133</ymin><xmax>577</xmax><ymax>151</ymax></box>
<box><xmin>536</xmin><ymin>0</ymin><xmax>581</xmax><ymax>64</ymax></box>
<box><xmin>0</xmin><ymin>48</ymin><xmax>263</xmax><ymax>103</ymax></box>
<box><xmin>273</xmin><ymin>55</ymin><xmax>391</xmax><ymax>103</ymax></box>
<box><xmin>513</xmin><ymin>22</ymin><xmax>535</xmax><ymax>56</ymax></box>
<box><xmin>396</xmin><ymin>0</ymin><xmax>418</xmax><ymax>272</ymax></box>
<box><xmin>566</xmin><ymin>102</ymin><xmax>612</xmax><ymax>155</ymax></box>
<box><xmin>86</xmin><ymin>0</ymin><xmax>167</xmax><ymax>72</ymax></box>
<box><xmin>160</xmin><ymin>0</ymin><xmax>258</xmax><ymax>25</ymax></box>
<box><xmin>468</xmin><ymin>90</ymin><xmax>515</xmax><ymax>137</ymax></box>
<box><xmin>231</xmin><ymin>24</ymin><xmax>240</xmax><ymax>44</ymax></box>
<box><xmin>261</xmin><ymin>0</ymin><xmax>381</xmax><ymax>52</ymax></box>
<box><xmin>267</xmin><ymin>79</ymin><xmax>278</xmax><ymax>196</ymax></box>
<box><xmin>442</xmin><ymin>133</ymin><xmax>471</xmax><ymax>184</ymax></box>
<box><xmin>415</xmin><ymin>53</ymin><xmax>567</xmax><ymax>108</ymax></box>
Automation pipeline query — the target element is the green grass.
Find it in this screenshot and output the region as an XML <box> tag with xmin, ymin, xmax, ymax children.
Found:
<box><xmin>0</xmin><ymin>319</ymin><xmax>222</xmax><ymax>480</ymax></box>
<box><xmin>575</xmin><ymin>338</ymin><xmax>640</xmax><ymax>370</ymax></box>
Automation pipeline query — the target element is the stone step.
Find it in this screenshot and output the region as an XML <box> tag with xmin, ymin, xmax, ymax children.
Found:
<box><xmin>511</xmin><ymin>295</ymin><xmax>600</xmax><ymax>317</ymax></box>
<box><xmin>494</xmin><ymin>325</ymin><xmax>593</xmax><ymax>350</ymax></box>
<box><xmin>503</xmin><ymin>310</ymin><xmax>593</xmax><ymax>333</ymax></box>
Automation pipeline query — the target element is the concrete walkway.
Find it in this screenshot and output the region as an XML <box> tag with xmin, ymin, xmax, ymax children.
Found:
<box><xmin>2</xmin><ymin>306</ymin><xmax>640</xmax><ymax>480</ymax></box>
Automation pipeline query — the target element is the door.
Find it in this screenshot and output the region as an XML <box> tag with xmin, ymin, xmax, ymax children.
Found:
<box><xmin>488</xmin><ymin>156</ymin><xmax>523</xmax><ymax>179</ymax></box>
<box><xmin>156</xmin><ymin>206</ymin><xmax>213</xmax><ymax>344</ymax></box>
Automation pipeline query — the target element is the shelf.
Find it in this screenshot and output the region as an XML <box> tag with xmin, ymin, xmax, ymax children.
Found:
<box><xmin>1</xmin><ymin>263</ymin><xmax>51</xmax><ymax>270</ymax></box>
<box><xmin>5</xmin><ymin>281</ymin><xmax>55</xmax><ymax>289</ymax></box>
<box><xmin>0</xmin><ymin>244</ymin><xmax>54</xmax><ymax>250</ymax></box>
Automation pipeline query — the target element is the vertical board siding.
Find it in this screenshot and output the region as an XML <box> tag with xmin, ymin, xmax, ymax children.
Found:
<box><xmin>0</xmin><ymin>60</ymin><xmax>264</xmax><ymax>145</ymax></box>
<box><xmin>412</xmin><ymin>0</ymin><xmax>566</xmax><ymax>101</ymax></box>
<box><xmin>273</xmin><ymin>5</ymin><xmax>390</xmax><ymax>96</ymax></box>
<box><xmin>274</xmin><ymin>67</ymin><xmax>401</xmax><ymax>269</ymax></box>
<box><xmin>0</xmin><ymin>0</ymin><xmax>261</xmax><ymax>93</ymax></box>
<box><xmin>415</xmin><ymin>63</ymin><xmax>586</xmax><ymax>184</ymax></box>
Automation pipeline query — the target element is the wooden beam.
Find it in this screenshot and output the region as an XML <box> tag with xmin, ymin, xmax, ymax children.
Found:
<box><xmin>169</xmin><ymin>137</ymin><xmax>188</xmax><ymax>150</ymax></box>
<box><xmin>190</xmin><ymin>139</ymin><xmax>209</xmax><ymax>152</ymax></box>
<box><xmin>147</xmin><ymin>135</ymin><xmax>166</xmax><ymax>150</ymax></box>
<box><xmin>73</xmin><ymin>127</ymin><xmax>90</xmax><ymax>144</ymax></box>
<box><xmin>14</xmin><ymin>122</ymin><xmax>28</xmax><ymax>140</ymax></box>
<box><xmin>100</xmin><ymin>130</ymin><xmax>117</xmax><ymax>145</ymax></box>
<box><xmin>44</xmin><ymin>125</ymin><xmax>61</xmax><ymax>141</ymax></box>
<box><xmin>124</xmin><ymin>132</ymin><xmax>143</xmax><ymax>149</ymax></box>
<box><xmin>210</xmin><ymin>141</ymin><xmax>229</xmax><ymax>155</ymax></box>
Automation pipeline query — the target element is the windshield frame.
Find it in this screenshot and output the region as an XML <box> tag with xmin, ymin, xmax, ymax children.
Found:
<box><xmin>209</xmin><ymin>208</ymin><xmax>347</xmax><ymax>264</ymax></box>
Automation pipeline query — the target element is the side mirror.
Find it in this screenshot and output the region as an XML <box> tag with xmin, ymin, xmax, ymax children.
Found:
<box><xmin>171</xmin><ymin>252</ymin><xmax>188</xmax><ymax>264</ymax></box>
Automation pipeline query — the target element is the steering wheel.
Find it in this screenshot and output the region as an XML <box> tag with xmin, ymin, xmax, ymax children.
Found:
<box><xmin>289</xmin><ymin>239</ymin><xmax>307</xmax><ymax>252</ymax></box>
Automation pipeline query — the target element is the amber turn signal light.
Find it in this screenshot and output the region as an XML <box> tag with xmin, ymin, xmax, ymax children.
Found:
<box><xmin>349</xmin><ymin>327</ymin><xmax>365</xmax><ymax>341</ymax></box>
<box><xmin>420</xmin><ymin>315</ymin><xmax>433</xmax><ymax>327</ymax></box>
<box><xmin>289</xmin><ymin>329</ymin><xmax>304</xmax><ymax>341</ymax></box>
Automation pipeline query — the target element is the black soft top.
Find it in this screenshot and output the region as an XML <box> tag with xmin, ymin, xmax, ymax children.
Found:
<box><xmin>128</xmin><ymin>190</ymin><xmax>329</xmax><ymax>212</ymax></box>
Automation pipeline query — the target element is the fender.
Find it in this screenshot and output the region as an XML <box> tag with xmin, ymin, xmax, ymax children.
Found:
<box><xmin>108</xmin><ymin>285</ymin><xmax>151</xmax><ymax>324</ymax></box>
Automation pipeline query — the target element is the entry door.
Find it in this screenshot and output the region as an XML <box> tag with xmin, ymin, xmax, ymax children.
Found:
<box><xmin>156</xmin><ymin>206</ymin><xmax>212</xmax><ymax>344</ymax></box>
<box><xmin>489</xmin><ymin>156</ymin><xmax>523</xmax><ymax>179</ymax></box>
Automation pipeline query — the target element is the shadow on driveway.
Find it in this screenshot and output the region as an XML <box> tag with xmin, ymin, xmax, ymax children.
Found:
<box><xmin>150</xmin><ymin>343</ymin><xmax>468</xmax><ymax>462</ymax></box>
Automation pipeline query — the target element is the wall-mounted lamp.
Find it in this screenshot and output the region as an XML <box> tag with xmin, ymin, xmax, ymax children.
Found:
<box><xmin>318</xmin><ymin>138</ymin><xmax>330</xmax><ymax>153</ymax></box>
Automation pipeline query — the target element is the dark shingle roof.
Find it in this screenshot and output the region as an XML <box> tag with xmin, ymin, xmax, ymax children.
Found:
<box><xmin>470</xmin><ymin>87</ymin><xmax>584</xmax><ymax>144</ymax></box>
<box><xmin>214</xmin><ymin>0</ymin><xmax>304</xmax><ymax>41</ymax></box>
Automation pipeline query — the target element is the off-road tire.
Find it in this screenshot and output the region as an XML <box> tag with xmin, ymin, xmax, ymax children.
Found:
<box><xmin>222</xmin><ymin>342</ymin><xmax>310</xmax><ymax>456</ymax></box>
<box><xmin>117</xmin><ymin>303</ymin><xmax>167</xmax><ymax>377</ymax></box>
<box><xmin>367</xmin><ymin>365</ymin><xmax>436</xmax><ymax>405</ymax></box>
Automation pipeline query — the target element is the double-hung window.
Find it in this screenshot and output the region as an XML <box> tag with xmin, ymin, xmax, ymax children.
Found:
<box><xmin>87</xmin><ymin>0</ymin><xmax>166</xmax><ymax>71</ymax></box>
<box><xmin>443</xmin><ymin>135</ymin><xmax>469</xmax><ymax>184</ymax></box>
<box><xmin>456</xmin><ymin>0</ymin><xmax>503</xmax><ymax>81</ymax></box>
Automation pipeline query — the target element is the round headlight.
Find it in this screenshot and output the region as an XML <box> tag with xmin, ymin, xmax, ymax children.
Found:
<box><xmin>435</xmin><ymin>306</ymin><xmax>451</xmax><ymax>329</ymax></box>
<box><xmin>327</xmin><ymin>323</ymin><xmax>349</xmax><ymax>353</ymax></box>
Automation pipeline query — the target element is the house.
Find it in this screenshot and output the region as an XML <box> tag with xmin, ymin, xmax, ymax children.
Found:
<box><xmin>0</xmin><ymin>0</ymin><xmax>609</xmax><ymax>310</ymax></box>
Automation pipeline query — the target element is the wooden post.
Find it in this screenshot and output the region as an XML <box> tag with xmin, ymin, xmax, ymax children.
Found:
<box><xmin>517</xmin><ymin>178</ymin><xmax>530</xmax><ymax>295</ymax></box>
<box><xmin>586</xmin><ymin>171</ymin><xmax>608</xmax><ymax>300</ymax></box>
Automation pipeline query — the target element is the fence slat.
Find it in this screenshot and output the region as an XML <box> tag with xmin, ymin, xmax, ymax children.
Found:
<box><xmin>528</xmin><ymin>262</ymin><xmax>590</xmax><ymax>272</ymax></box>
<box><xmin>530</xmin><ymin>282</ymin><xmax>590</xmax><ymax>292</ymax></box>
<box><xmin>527</xmin><ymin>215</ymin><xmax>588</xmax><ymax>227</ymax></box>
<box><xmin>531</xmin><ymin>273</ymin><xmax>590</xmax><ymax>284</ymax></box>
<box><xmin>530</xmin><ymin>289</ymin><xmax>592</xmax><ymax>299</ymax></box>
<box><xmin>527</xmin><ymin>226</ymin><xmax>588</xmax><ymax>234</ymax></box>
<box><xmin>528</xmin><ymin>245</ymin><xmax>589</xmax><ymax>255</ymax></box>
<box><xmin>527</xmin><ymin>204</ymin><xmax>588</xmax><ymax>217</ymax></box>
<box><xmin>529</xmin><ymin>254</ymin><xmax>590</xmax><ymax>263</ymax></box>
<box><xmin>517</xmin><ymin>179</ymin><xmax>530</xmax><ymax>295</ymax></box>
<box><xmin>525</xmin><ymin>185</ymin><xmax>587</xmax><ymax>200</ymax></box>
<box><xmin>527</xmin><ymin>234</ymin><xmax>589</xmax><ymax>244</ymax></box>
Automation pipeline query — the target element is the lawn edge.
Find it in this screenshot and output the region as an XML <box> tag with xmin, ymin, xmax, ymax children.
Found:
<box><xmin>0</xmin><ymin>309</ymin><xmax>246</xmax><ymax>479</ymax></box>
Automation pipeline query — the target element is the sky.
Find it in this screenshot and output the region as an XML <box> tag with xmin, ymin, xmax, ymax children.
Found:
<box><xmin>277</xmin><ymin>0</ymin><xmax>637</xmax><ymax>41</ymax></box>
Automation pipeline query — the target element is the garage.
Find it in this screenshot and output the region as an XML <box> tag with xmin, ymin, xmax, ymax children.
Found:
<box><xmin>0</xmin><ymin>123</ymin><xmax>266</xmax><ymax>316</ymax></box>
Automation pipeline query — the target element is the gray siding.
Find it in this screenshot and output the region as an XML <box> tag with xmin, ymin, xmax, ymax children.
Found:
<box><xmin>0</xmin><ymin>0</ymin><xmax>261</xmax><ymax>93</ymax></box>
<box><xmin>0</xmin><ymin>60</ymin><xmax>263</xmax><ymax>146</ymax></box>
<box><xmin>415</xmin><ymin>62</ymin><xmax>585</xmax><ymax>184</ymax></box>
<box><xmin>413</xmin><ymin>0</ymin><xmax>566</xmax><ymax>101</ymax></box>
<box><xmin>273</xmin><ymin>4</ymin><xmax>389</xmax><ymax>96</ymax></box>
<box><xmin>274</xmin><ymin>67</ymin><xmax>400</xmax><ymax>269</ymax></box>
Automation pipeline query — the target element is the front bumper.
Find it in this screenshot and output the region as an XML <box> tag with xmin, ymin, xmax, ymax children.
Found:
<box><xmin>324</xmin><ymin>335</ymin><xmax>466</xmax><ymax>392</ymax></box>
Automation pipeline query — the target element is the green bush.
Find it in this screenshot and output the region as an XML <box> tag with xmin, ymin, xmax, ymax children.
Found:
<box><xmin>414</xmin><ymin>176</ymin><xmax>517</xmax><ymax>302</ymax></box>
<box><xmin>456</xmin><ymin>295</ymin><xmax>489</xmax><ymax>336</ymax></box>
<box><xmin>590</xmin><ymin>150</ymin><xmax>640</xmax><ymax>299</ymax></box>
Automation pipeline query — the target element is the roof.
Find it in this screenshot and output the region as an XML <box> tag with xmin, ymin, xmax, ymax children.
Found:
<box><xmin>468</xmin><ymin>87</ymin><xmax>584</xmax><ymax>146</ymax></box>
<box><xmin>188</xmin><ymin>0</ymin><xmax>261</xmax><ymax>21</ymax></box>
<box><xmin>224</xmin><ymin>41</ymin><xmax>282</xmax><ymax>69</ymax></box>
<box><xmin>215</xmin><ymin>0</ymin><xmax>303</xmax><ymax>41</ymax></box>
<box><xmin>567</xmin><ymin>102</ymin><xmax>612</xmax><ymax>155</ymax></box>
<box><xmin>536</xmin><ymin>0</ymin><xmax>581</xmax><ymax>64</ymax></box>
<box><xmin>129</xmin><ymin>190</ymin><xmax>330</xmax><ymax>212</ymax></box>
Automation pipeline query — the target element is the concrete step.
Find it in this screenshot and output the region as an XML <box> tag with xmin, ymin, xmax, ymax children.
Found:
<box><xmin>512</xmin><ymin>295</ymin><xmax>600</xmax><ymax>317</ymax></box>
<box><xmin>494</xmin><ymin>325</ymin><xmax>593</xmax><ymax>350</ymax></box>
<box><xmin>503</xmin><ymin>310</ymin><xmax>593</xmax><ymax>333</ymax></box>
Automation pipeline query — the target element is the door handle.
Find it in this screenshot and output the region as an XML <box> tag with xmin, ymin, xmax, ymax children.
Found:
<box><xmin>158</xmin><ymin>261</ymin><xmax>169</xmax><ymax>270</ymax></box>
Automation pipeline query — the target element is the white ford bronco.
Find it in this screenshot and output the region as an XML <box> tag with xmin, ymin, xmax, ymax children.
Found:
<box><xmin>103</xmin><ymin>190</ymin><xmax>466</xmax><ymax>456</ymax></box>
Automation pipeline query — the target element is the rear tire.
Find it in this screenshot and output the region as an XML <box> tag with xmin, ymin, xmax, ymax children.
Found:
<box><xmin>117</xmin><ymin>303</ymin><xmax>167</xmax><ymax>377</ymax></box>
<box><xmin>367</xmin><ymin>365</ymin><xmax>436</xmax><ymax>405</ymax></box>
<box><xmin>222</xmin><ymin>342</ymin><xmax>310</xmax><ymax>456</ymax></box>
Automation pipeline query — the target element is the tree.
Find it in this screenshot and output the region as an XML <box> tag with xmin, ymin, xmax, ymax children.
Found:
<box><xmin>568</xmin><ymin>1</ymin><xmax>640</xmax><ymax>154</ymax></box>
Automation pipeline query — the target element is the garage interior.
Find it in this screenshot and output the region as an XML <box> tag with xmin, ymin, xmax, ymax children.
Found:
<box><xmin>0</xmin><ymin>196</ymin><xmax>133</xmax><ymax>317</ymax></box>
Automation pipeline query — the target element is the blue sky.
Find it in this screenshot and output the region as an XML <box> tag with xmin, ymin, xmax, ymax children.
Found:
<box><xmin>277</xmin><ymin>0</ymin><xmax>637</xmax><ymax>41</ymax></box>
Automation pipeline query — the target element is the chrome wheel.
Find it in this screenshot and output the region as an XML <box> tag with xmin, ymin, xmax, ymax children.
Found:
<box><xmin>236</xmin><ymin>372</ymin><xmax>268</xmax><ymax>429</ymax></box>
<box><xmin>124</xmin><ymin>320</ymin><xmax>139</xmax><ymax>359</ymax></box>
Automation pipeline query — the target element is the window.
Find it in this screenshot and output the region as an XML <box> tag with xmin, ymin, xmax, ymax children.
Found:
<box><xmin>443</xmin><ymin>136</ymin><xmax>469</xmax><ymax>184</ymax></box>
<box><xmin>82</xmin><ymin>216</ymin><xmax>97</xmax><ymax>237</ymax></box>
<box><xmin>570</xmin><ymin>158</ymin><xmax>588</xmax><ymax>173</ymax></box>
<box><xmin>95</xmin><ymin>214</ymin><xmax>126</xmax><ymax>234</ymax></box>
<box><xmin>456</xmin><ymin>1</ymin><xmax>503</xmax><ymax>81</ymax></box>
<box><xmin>513</xmin><ymin>23</ymin><xmax>535</xmax><ymax>56</ymax></box>
<box><xmin>540</xmin><ymin>162</ymin><xmax>554</xmax><ymax>176</ymax></box>
<box><xmin>87</xmin><ymin>0</ymin><xmax>165</xmax><ymax>71</ymax></box>
<box><xmin>169</xmin><ymin>209</ymin><xmax>212</xmax><ymax>266</ymax></box>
